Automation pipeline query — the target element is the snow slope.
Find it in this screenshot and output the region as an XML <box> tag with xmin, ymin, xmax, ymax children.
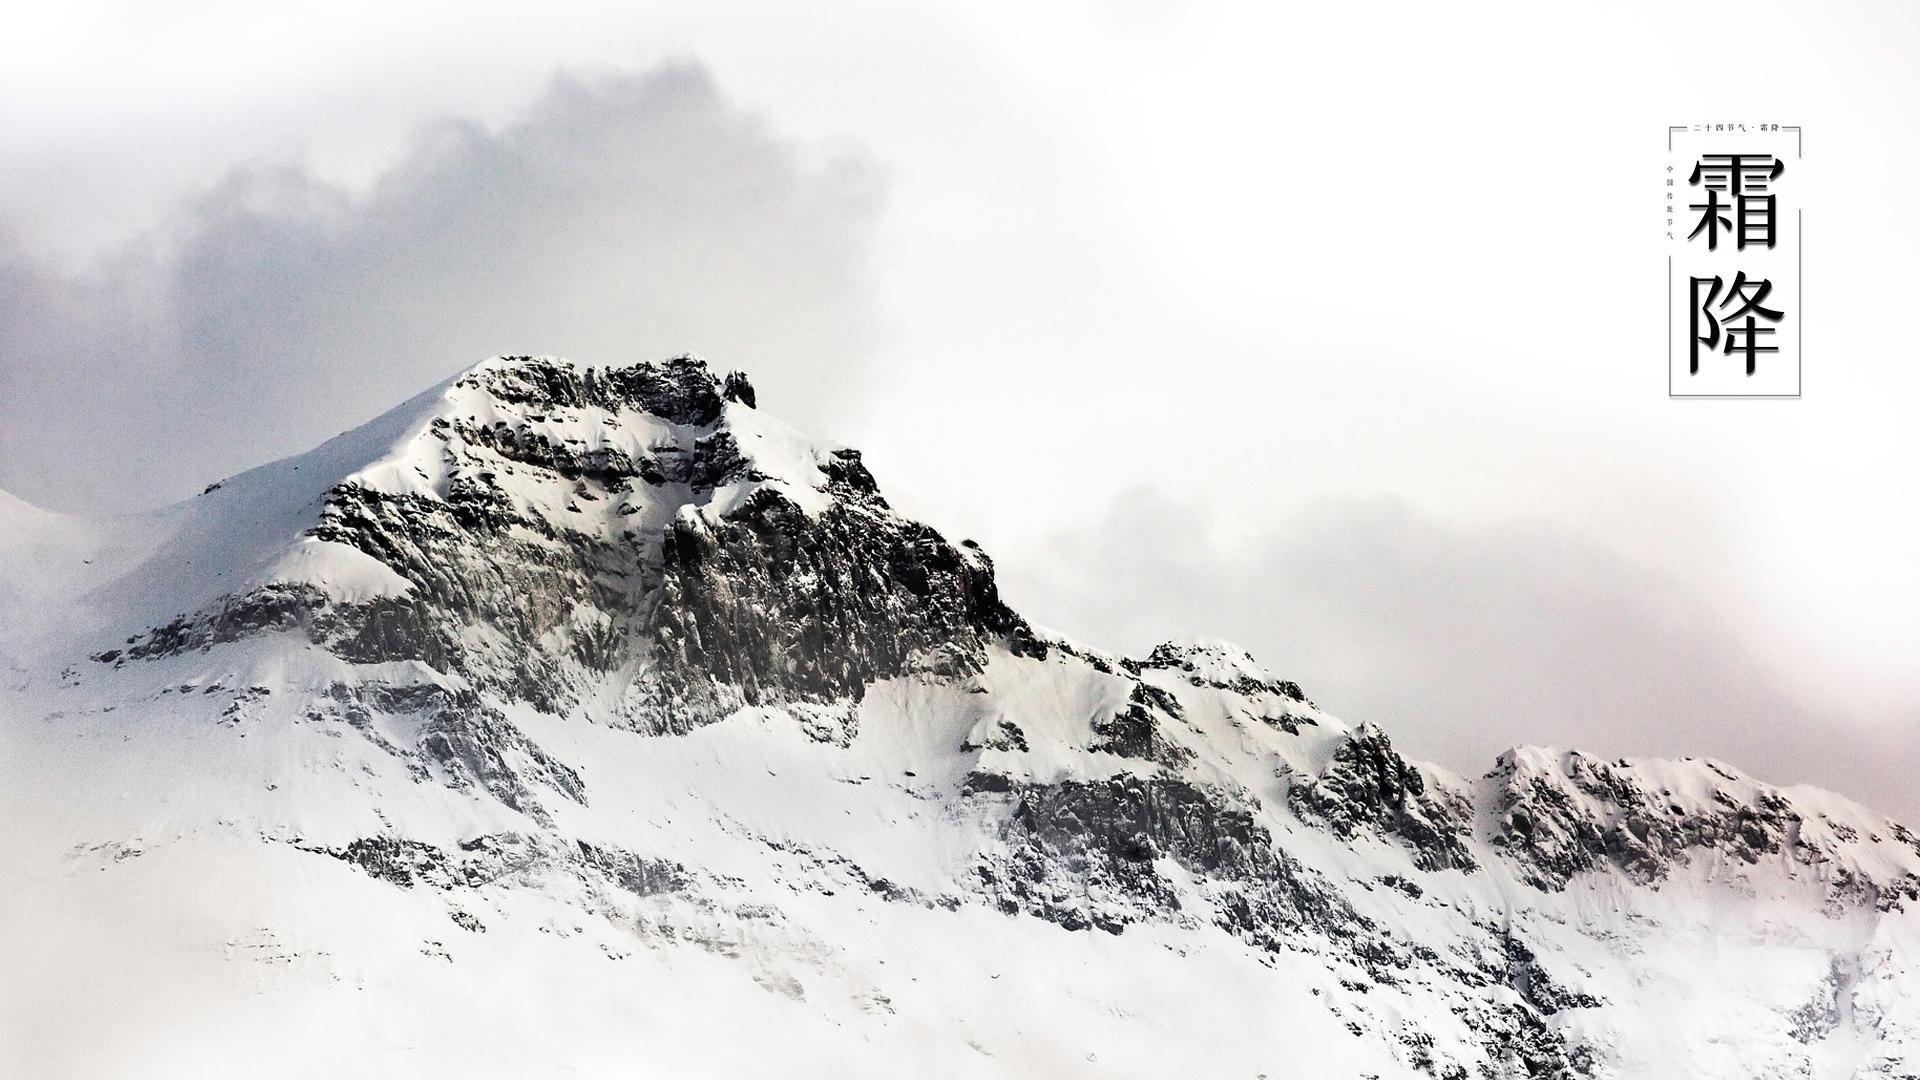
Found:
<box><xmin>1</xmin><ymin>354</ymin><xmax>1914</xmax><ymax>1079</ymax></box>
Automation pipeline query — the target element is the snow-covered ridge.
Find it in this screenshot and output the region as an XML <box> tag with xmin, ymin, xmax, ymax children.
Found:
<box><xmin>2</xmin><ymin>353</ymin><xmax>1915</xmax><ymax>1078</ymax></box>
<box><xmin>31</xmin><ymin>355</ymin><xmax>843</xmax><ymax>653</ymax></box>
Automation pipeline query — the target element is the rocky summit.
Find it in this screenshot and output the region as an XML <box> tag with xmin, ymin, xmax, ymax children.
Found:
<box><xmin>1</xmin><ymin>354</ymin><xmax>1915</xmax><ymax>1078</ymax></box>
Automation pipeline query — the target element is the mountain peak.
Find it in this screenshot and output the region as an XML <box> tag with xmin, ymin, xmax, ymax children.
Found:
<box><xmin>450</xmin><ymin>352</ymin><xmax>734</xmax><ymax>428</ymax></box>
<box><xmin>91</xmin><ymin>351</ymin><xmax>1028</xmax><ymax>732</ymax></box>
<box><xmin>1133</xmin><ymin>637</ymin><xmax>1310</xmax><ymax>702</ymax></box>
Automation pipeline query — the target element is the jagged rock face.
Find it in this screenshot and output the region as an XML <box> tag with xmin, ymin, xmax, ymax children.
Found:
<box><xmin>1086</xmin><ymin>683</ymin><xmax>1195</xmax><ymax>766</ymax></box>
<box><xmin>15</xmin><ymin>354</ymin><xmax>1920</xmax><ymax>1079</ymax></box>
<box><xmin>964</xmin><ymin>769</ymin><xmax>1601</xmax><ymax>1077</ymax></box>
<box><xmin>1488</xmin><ymin>749</ymin><xmax>1920</xmax><ymax>909</ymax></box>
<box><xmin>112</xmin><ymin>355</ymin><xmax>1030</xmax><ymax>732</ymax></box>
<box><xmin>1128</xmin><ymin>639</ymin><xmax>1311</xmax><ymax>704</ymax></box>
<box><xmin>317</xmin><ymin>832</ymin><xmax>688</xmax><ymax>900</ymax></box>
<box><xmin>305</xmin><ymin>682</ymin><xmax>588</xmax><ymax>824</ymax></box>
<box><xmin>972</xmin><ymin>775</ymin><xmax>1347</xmax><ymax>939</ymax></box>
<box><xmin>476</xmin><ymin>353</ymin><xmax>729</xmax><ymax>427</ymax></box>
<box><xmin>1291</xmin><ymin>726</ymin><xmax>1479</xmax><ymax>872</ymax></box>
<box><xmin>646</xmin><ymin>457</ymin><xmax>1030</xmax><ymax>732</ymax></box>
<box><xmin>310</xmin><ymin>486</ymin><xmax>638</xmax><ymax>712</ymax></box>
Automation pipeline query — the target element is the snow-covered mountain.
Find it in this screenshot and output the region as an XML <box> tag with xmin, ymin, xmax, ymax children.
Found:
<box><xmin>2</xmin><ymin>354</ymin><xmax>1914</xmax><ymax>1079</ymax></box>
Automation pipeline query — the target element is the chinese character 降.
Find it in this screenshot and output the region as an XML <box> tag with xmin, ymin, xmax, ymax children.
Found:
<box><xmin>1690</xmin><ymin>272</ymin><xmax>1784</xmax><ymax>374</ymax></box>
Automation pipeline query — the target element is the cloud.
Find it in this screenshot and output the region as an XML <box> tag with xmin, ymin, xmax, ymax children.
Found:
<box><xmin>997</xmin><ymin>489</ymin><xmax>1918</xmax><ymax>821</ymax></box>
<box><xmin>0</xmin><ymin>61</ymin><xmax>884</xmax><ymax>511</ymax></box>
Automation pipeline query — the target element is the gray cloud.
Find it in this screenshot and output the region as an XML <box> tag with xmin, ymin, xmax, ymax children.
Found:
<box><xmin>998</xmin><ymin>489</ymin><xmax>1917</xmax><ymax>822</ymax></box>
<box><xmin>0</xmin><ymin>61</ymin><xmax>883</xmax><ymax>511</ymax></box>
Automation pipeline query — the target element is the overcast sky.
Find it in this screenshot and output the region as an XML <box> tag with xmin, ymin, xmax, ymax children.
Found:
<box><xmin>2</xmin><ymin>2</ymin><xmax>1915</xmax><ymax>817</ymax></box>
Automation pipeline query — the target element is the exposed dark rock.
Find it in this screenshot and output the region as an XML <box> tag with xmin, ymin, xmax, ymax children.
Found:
<box><xmin>971</xmin><ymin>775</ymin><xmax>1363</xmax><ymax>947</ymax></box>
<box><xmin>306</xmin><ymin>682</ymin><xmax>585</xmax><ymax>823</ymax></box>
<box><xmin>1486</xmin><ymin>751</ymin><xmax>1832</xmax><ymax>894</ymax></box>
<box><xmin>316</xmin><ymin>832</ymin><xmax>689</xmax><ymax>902</ymax></box>
<box><xmin>474</xmin><ymin>354</ymin><xmax>726</xmax><ymax>427</ymax></box>
<box><xmin>1488</xmin><ymin>925</ymin><xmax>1604</xmax><ymax>1016</ymax></box>
<box><xmin>721</xmin><ymin>370</ymin><xmax>757</xmax><ymax>408</ymax></box>
<box><xmin>325</xmin><ymin>836</ymin><xmax>473</xmax><ymax>889</ymax></box>
<box><xmin>1088</xmin><ymin>683</ymin><xmax>1194</xmax><ymax>768</ymax></box>
<box><xmin>642</xmin><ymin>482</ymin><xmax>1032</xmax><ymax>732</ymax></box>
<box><xmin>575</xmin><ymin>840</ymin><xmax>693</xmax><ymax>897</ymax></box>
<box><xmin>962</xmin><ymin>720</ymin><xmax>1029</xmax><ymax>754</ymax></box>
<box><xmin>1291</xmin><ymin>727</ymin><xmax>1478</xmax><ymax>872</ymax></box>
<box><xmin>1128</xmin><ymin>640</ymin><xmax>1311</xmax><ymax>704</ymax></box>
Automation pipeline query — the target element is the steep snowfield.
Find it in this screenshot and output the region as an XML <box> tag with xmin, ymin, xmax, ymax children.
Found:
<box><xmin>1</xmin><ymin>355</ymin><xmax>1914</xmax><ymax>1079</ymax></box>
